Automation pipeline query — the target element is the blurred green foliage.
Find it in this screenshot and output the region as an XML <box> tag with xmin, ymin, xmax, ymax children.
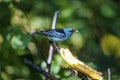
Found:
<box><xmin>0</xmin><ymin>0</ymin><xmax>120</xmax><ymax>80</ymax></box>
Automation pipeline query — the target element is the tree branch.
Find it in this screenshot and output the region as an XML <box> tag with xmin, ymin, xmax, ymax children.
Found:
<box><xmin>108</xmin><ymin>68</ymin><xmax>111</xmax><ymax>80</ymax></box>
<box><xmin>45</xmin><ymin>11</ymin><xmax>59</xmax><ymax>80</ymax></box>
<box><xmin>24</xmin><ymin>59</ymin><xmax>60</xmax><ymax>80</ymax></box>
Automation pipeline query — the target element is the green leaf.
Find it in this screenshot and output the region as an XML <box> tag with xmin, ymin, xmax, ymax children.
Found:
<box><xmin>100</xmin><ymin>4</ymin><xmax>115</xmax><ymax>18</ymax></box>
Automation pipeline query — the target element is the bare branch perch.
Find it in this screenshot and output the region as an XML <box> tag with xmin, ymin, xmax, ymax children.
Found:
<box><xmin>52</xmin><ymin>11</ymin><xmax>59</xmax><ymax>29</ymax></box>
<box><xmin>45</xmin><ymin>11</ymin><xmax>59</xmax><ymax>80</ymax></box>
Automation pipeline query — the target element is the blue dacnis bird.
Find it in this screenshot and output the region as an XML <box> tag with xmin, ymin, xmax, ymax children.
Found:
<box><xmin>32</xmin><ymin>28</ymin><xmax>78</xmax><ymax>42</ymax></box>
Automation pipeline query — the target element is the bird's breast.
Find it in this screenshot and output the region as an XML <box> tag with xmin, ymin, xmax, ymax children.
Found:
<box><xmin>47</xmin><ymin>37</ymin><xmax>67</xmax><ymax>42</ymax></box>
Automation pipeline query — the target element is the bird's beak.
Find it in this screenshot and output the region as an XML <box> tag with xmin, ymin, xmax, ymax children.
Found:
<box><xmin>72</xmin><ymin>30</ymin><xmax>79</xmax><ymax>32</ymax></box>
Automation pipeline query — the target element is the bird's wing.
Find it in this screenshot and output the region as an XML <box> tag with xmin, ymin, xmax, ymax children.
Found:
<box><xmin>41</xmin><ymin>29</ymin><xmax>66</xmax><ymax>38</ymax></box>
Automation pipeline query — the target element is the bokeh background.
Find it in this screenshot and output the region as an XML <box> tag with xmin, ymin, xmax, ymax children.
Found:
<box><xmin>0</xmin><ymin>0</ymin><xmax>120</xmax><ymax>80</ymax></box>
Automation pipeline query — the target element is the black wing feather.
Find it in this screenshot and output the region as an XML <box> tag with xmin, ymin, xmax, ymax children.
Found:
<box><xmin>41</xmin><ymin>29</ymin><xmax>66</xmax><ymax>38</ymax></box>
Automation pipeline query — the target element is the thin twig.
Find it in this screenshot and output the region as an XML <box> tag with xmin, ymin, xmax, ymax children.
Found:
<box><xmin>45</xmin><ymin>11</ymin><xmax>59</xmax><ymax>80</ymax></box>
<box><xmin>32</xmin><ymin>36</ymin><xmax>48</xmax><ymax>65</ymax></box>
<box><xmin>24</xmin><ymin>59</ymin><xmax>60</xmax><ymax>80</ymax></box>
<box><xmin>108</xmin><ymin>68</ymin><xmax>111</xmax><ymax>80</ymax></box>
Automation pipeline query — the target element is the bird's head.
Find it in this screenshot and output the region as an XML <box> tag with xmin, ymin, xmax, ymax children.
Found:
<box><xmin>64</xmin><ymin>28</ymin><xmax>78</xmax><ymax>36</ymax></box>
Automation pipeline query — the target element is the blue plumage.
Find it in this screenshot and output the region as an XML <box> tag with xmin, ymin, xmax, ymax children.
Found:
<box><xmin>32</xmin><ymin>28</ymin><xmax>78</xmax><ymax>42</ymax></box>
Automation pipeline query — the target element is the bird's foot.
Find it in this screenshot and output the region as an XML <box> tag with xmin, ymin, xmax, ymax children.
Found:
<box><xmin>54</xmin><ymin>46</ymin><xmax>60</xmax><ymax>51</ymax></box>
<box><xmin>49</xmin><ymin>41</ymin><xmax>60</xmax><ymax>51</ymax></box>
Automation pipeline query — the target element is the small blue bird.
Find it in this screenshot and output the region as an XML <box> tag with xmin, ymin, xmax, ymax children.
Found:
<box><xmin>32</xmin><ymin>28</ymin><xmax>78</xmax><ymax>42</ymax></box>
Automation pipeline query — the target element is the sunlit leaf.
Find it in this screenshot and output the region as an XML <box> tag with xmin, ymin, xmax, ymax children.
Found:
<box><xmin>61</xmin><ymin>8</ymin><xmax>74</xmax><ymax>18</ymax></box>
<box><xmin>10</xmin><ymin>35</ymin><xmax>23</xmax><ymax>49</ymax></box>
<box><xmin>101</xmin><ymin>34</ymin><xmax>120</xmax><ymax>58</ymax></box>
<box><xmin>70</xmin><ymin>33</ymin><xmax>84</xmax><ymax>49</ymax></box>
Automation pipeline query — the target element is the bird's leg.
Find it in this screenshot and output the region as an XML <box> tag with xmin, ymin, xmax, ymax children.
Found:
<box><xmin>49</xmin><ymin>41</ymin><xmax>60</xmax><ymax>51</ymax></box>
